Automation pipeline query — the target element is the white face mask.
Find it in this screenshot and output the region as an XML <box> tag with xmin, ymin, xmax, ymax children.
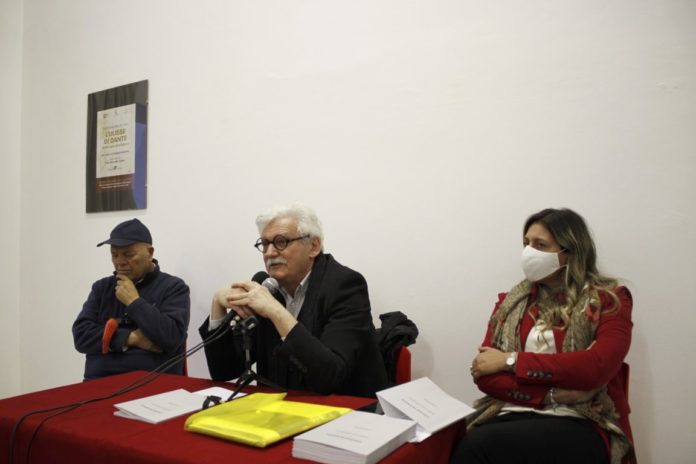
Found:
<box><xmin>521</xmin><ymin>245</ymin><xmax>565</xmax><ymax>282</ymax></box>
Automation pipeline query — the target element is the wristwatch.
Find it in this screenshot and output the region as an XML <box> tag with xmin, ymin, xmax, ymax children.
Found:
<box><xmin>506</xmin><ymin>352</ymin><xmax>517</xmax><ymax>370</ymax></box>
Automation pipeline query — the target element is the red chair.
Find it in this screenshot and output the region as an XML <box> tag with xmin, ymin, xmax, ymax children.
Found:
<box><xmin>620</xmin><ymin>362</ymin><xmax>637</xmax><ymax>462</ymax></box>
<box><xmin>394</xmin><ymin>346</ymin><xmax>412</xmax><ymax>385</ymax></box>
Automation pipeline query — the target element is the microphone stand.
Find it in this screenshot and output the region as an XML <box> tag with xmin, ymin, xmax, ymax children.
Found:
<box><xmin>226</xmin><ymin>316</ymin><xmax>282</xmax><ymax>402</ymax></box>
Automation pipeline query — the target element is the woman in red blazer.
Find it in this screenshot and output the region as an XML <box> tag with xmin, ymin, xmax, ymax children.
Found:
<box><xmin>450</xmin><ymin>208</ymin><xmax>635</xmax><ymax>464</ymax></box>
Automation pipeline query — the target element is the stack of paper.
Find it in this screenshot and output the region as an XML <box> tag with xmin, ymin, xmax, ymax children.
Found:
<box><xmin>377</xmin><ymin>377</ymin><xmax>474</xmax><ymax>442</ymax></box>
<box><xmin>114</xmin><ymin>389</ymin><xmax>204</xmax><ymax>424</ymax></box>
<box><xmin>291</xmin><ymin>377</ymin><xmax>474</xmax><ymax>464</ymax></box>
<box><xmin>113</xmin><ymin>387</ymin><xmax>238</xmax><ymax>424</ymax></box>
<box><xmin>292</xmin><ymin>410</ymin><xmax>417</xmax><ymax>464</ymax></box>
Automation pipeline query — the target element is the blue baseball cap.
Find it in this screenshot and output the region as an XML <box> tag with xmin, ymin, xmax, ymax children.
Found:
<box><xmin>97</xmin><ymin>218</ymin><xmax>152</xmax><ymax>247</ymax></box>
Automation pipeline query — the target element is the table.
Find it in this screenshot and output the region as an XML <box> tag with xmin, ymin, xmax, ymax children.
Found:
<box><xmin>0</xmin><ymin>372</ymin><xmax>465</xmax><ymax>464</ymax></box>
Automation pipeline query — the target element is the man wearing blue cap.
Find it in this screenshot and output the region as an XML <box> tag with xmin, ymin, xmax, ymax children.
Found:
<box><xmin>72</xmin><ymin>218</ymin><xmax>190</xmax><ymax>379</ymax></box>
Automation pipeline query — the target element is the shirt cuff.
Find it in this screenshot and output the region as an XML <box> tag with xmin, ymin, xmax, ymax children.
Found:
<box><xmin>209</xmin><ymin>316</ymin><xmax>224</xmax><ymax>331</ymax></box>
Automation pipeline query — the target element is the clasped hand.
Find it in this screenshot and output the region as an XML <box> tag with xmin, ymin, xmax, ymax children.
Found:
<box><xmin>213</xmin><ymin>281</ymin><xmax>283</xmax><ymax>320</ymax></box>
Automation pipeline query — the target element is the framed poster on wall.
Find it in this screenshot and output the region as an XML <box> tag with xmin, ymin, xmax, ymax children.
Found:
<box><xmin>86</xmin><ymin>80</ymin><xmax>148</xmax><ymax>213</ymax></box>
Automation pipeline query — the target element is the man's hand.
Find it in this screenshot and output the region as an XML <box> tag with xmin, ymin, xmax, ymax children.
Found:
<box><xmin>228</xmin><ymin>281</ymin><xmax>297</xmax><ymax>338</ymax></box>
<box><xmin>115</xmin><ymin>274</ymin><xmax>140</xmax><ymax>306</ymax></box>
<box><xmin>211</xmin><ymin>286</ymin><xmax>254</xmax><ymax>321</ymax></box>
<box><xmin>228</xmin><ymin>282</ymin><xmax>284</xmax><ymax>318</ymax></box>
<box><xmin>127</xmin><ymin>329</ymin><xmax>162</xmax><ymax>352</ymax></box>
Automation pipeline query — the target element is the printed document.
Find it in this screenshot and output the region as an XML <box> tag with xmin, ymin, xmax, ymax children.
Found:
<box><xmin>377</xmin><ymin>377</ymin><xmax>474</xmax><ymax>442</ymax></box>
<box><xmin>114</xmin><ymin>387</ymin><xmax>241</xmax><ymax>424</ymax></box>
<box><xmin>293</xmin><ymin>410</ymin><xmax>417</xmax><ymax>464</ymax></box>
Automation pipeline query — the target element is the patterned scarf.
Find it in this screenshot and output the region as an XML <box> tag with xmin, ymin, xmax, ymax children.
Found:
<box><xmin>466</xmin><ymin>280</ymin><xmax>631</xmax><ymax>464</ymax></box>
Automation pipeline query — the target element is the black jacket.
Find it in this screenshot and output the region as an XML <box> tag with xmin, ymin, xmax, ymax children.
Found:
<box><xmin>375</xmin><ymin>311</ymin><xmax>419</xmax><ymax>386</ymax></box>
<box><xmin>200</xmin><ymin>253</ymin><xmax>388</xmax><ymax>397</ymax></box>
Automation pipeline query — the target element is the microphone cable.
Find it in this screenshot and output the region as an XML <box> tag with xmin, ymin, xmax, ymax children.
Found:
<box><xmin>9</xmin><ymin>311</ymin><xmax>241</xmax><ymax>464</ymax></box>
<box><xmin>11</xmin><ymin>270</ymin><xmax>275</xmax><ymax>463</ymax></box>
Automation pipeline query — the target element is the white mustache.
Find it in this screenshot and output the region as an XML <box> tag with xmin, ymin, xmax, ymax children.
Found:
<box><xmin>266</xmin><ymin>257</ymin><xmax>287</xmax><ymax>267</ymax></box>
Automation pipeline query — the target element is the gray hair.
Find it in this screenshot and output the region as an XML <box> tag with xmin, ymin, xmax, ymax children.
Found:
<box><xmin>255</xmin><ymin>204</ymin><xmax>324</xmax><ymax>248</ymax></box>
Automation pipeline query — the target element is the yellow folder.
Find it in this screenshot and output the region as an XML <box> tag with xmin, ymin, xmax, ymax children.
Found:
<box><xmin>184</xmin><ymin>392</ymin><xmax>351</xmax><ymax>448</ymax></box>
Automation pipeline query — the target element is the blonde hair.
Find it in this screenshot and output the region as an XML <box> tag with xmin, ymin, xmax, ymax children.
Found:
<box><xmin>524</xmin><ymin>208</ymin><xmax>619</xmax><ymax>330</ymax></box>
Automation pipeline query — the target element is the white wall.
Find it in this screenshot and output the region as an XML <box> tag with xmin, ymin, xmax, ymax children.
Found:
<box><xmin>4</xmin><ymin>0</ymin><xmax>695</xmax><ymax>462</ymax></box>
<box><xmin>0</xmin><ymin>0</ymin><xmax>23</xmax><ymax>397</ymax></box>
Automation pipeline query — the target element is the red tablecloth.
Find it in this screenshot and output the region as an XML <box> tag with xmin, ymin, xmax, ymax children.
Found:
<box><xmin>0</xmin><ymin>372</ymin><xmax>464</xmax><ymax>464</ymax></box>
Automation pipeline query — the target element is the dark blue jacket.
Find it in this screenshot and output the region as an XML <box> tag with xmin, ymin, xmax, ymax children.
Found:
<box><xmin>72</xmin><ymin>260</ymin><xmax>190</xmax><ymax>379</ymax></box>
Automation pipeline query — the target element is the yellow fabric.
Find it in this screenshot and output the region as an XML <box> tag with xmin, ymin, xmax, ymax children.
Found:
<box><xmin>184</xmin><ymin>393</ymin><xmax>351</xmax><ymax>448</ymax></box>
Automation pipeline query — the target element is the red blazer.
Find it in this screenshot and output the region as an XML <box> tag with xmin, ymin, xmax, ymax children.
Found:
<box><xmin>476</xmin><ymin>285</ymin><xmax>634</xmax><ymax>450</ymax></box>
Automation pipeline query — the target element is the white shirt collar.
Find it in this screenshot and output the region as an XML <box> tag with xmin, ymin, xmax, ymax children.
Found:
<box><xmin>278</xmin><ymin>271</ymin><xmax>311</xmax><ymax>319</ymax></box>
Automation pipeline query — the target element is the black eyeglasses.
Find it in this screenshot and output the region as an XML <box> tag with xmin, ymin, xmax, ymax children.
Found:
<box><xmin>253</xmin><ymin>235</ymin><xmax>309</xmax><ymax>253</ymax></box>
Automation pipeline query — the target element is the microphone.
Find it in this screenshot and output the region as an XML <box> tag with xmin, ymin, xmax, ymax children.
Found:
<box><xmin>251</xmin><ymin>270</ymin><xmax>269</xmax><ymax>284</ymax></box>
<box><xmin>236</xmin><ymin>271</ymin><xmax>278</xmax><ymax>331</ymax></box>
<box><xmin>219</xmin><ymin>272</ymin><xmax>279</xmax><ymax>328</ymax></box>
<box><xmin>251</xmin><ymin>271</ymin><xmax>279</xmax><ymax>293</ymax></box>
